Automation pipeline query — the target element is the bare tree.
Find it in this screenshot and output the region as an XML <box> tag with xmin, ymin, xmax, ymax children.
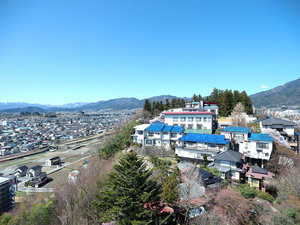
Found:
<box><xmin>230</xmin><ymin>102</ymin><xmax>246</xmax><ymax>127</ymax></box>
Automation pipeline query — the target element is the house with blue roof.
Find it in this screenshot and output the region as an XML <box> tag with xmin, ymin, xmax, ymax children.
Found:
<box><xmin>175</xmin><ymin>133</ymin><xmax>229</xmax><ymax>161</ymax></box>
<box><xmin>221</xmin><ymin>126</ymin><xmax>274</xmax><ymax>166</ymax></box>
<box><xmin>132</xmin><ymin>122</ymin><xmax>184</xmax><ymax>147</ymax></box>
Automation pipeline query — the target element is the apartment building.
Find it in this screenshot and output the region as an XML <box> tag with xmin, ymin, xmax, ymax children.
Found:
<box><xmin>0</xmin><ymin>177</ymin><xmax>15</xmax><ymax>215</ymax></box>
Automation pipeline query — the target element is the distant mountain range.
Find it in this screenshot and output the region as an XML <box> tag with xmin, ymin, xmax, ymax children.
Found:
<box><xmin>250</xmin><ymin>78</ymin><xmax>300</xmax><ymax>108</ymax></box>
<box><xmin>0</xmin><ymin>95</ymin><xmax>185</xmax><ymax>112</ymax></box>
<box><xmin>2</xmin><ymin>78</ymin><xmax>299</xmax><ymax>113</ymax></box>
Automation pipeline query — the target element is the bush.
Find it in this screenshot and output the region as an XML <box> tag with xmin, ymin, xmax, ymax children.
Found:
<box><xmin>236</xmin><ymin>185</ymin><xmax>257</xmax><ymax>199</ymax></box>
<box><xmin>0</xmin><ymin>213</ymin><xmax>12</xmax><ymax>225</ymax></box>
<box><xmin>220</xmin><ymin>179</ymin><xmax>229</xmax><ymax>187</ymax></box>
<box><xmin>257</xmin><ymin>191</ymin><xmax>275</xmax><ymax>203</ymax></box>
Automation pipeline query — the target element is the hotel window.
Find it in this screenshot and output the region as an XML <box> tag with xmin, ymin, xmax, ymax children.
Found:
<box><xmin>173</xmin><ymin>117</ymin><xmax>178</xmax><ymax>122</ymax></box>
<box><xmin>207</xmin><ymin>117</ymin><xmax>211</xmax><ymax>122</ymax></box>
<box><xmin>196</xmin><ymin>117</ymin><xmax>201</xmax><ymax>122</ymax></box>
<box><xmin>188</xmin><ymin>124</ymin><xmax>193</xmax><ymax>129</ymax></box>
<box><xmin>203</xmin><ymin>117</ymin><xmax>207</xmax><ymax>122</ymax></box>
<box><xmin>197</xmin><ymin>124</ymin><xmax>202</xmax><ymax>129</ymax></box>
<box><xmin>180</xmin><ymin>124</ymin><xmax>186</xmax><ymax>129</ymax></box>
<box><xmin>188</xmin><ymin>117</ymin><xmax>193</xmax><ymax>122</ymax></box>
<box><xmin>257</xmin><ymin>143</ymin><xmax>269</xmax><ymax>149</ymax></box>
<box><xmin>180</xmin><ymin>117</ymin><xmax>186</xmax><ymax>122</ymax></box>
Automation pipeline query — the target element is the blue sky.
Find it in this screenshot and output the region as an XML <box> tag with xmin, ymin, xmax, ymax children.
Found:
<box><xmin>0</xmin><ymin>0</ymin><xmax>299</xmax><ymax>104</ymax></box>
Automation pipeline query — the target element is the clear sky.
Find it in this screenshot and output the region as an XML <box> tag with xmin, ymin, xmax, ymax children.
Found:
<box><xmin>0</xmin><ymin>0</ymin><xmax>300</xmax><ymax>105</ymax></box>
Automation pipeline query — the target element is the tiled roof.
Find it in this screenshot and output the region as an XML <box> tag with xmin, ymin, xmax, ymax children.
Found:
<box><xmin>171</xmin><ymin>126</ymin><xmax>184</xmax><ymax>132</ymax></box>
<box><xmin>255</xmin><ymin>116</ymin><xmax>295</xmax><ymax>126</ymax></box>
<box><xmin>146</xmin><ymin>122</ymin><xmax>183</xmax><ymax>132</ymax></box>
<box><xmin>179</xmin><ymin>133</ymin><xmax>229</xmax><ymax>145</ymax></box>
<box><xmin>223</xmin><ymin>126</ymin><xmax>250</xmax><ymax>133</ymax></box>
<box><xmin>213</xmin><ymin>150</ymin><xmax>243</xmax><ymax>163</ymax></box>
<box><xmin>248</xmin><ymin>133</ymin><xmax>274</xmax><ymax>142</ymax></box>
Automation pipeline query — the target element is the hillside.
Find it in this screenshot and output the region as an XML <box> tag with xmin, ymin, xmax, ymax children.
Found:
<box><xmin>75</xmin><ymin>95</ymin><xmax>181</xmax><ymax>110</ymax></box>
<box><xmin>0</xmin><ymin>106</ymin><xmax>47</xmax><ymax>113</ymax></box>
<box><xmin>250</xmin><ymin>78</ymin><xmax>300</xmax><ymax>108</ymax></box>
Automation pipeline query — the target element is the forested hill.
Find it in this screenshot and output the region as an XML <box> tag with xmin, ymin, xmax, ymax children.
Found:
<box><xmin>250</xmin><ymin>78</ymin><xmax>300</xmax><ymax>108</ymax></box>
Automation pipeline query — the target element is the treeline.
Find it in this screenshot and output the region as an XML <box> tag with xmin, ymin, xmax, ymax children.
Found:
<box><xmin>204</xmin><ymin>88</ymin><xmax>253</xmax><ymax>116</ymax></box>
<box><xmin>143</xmin><ymin>98</ymin><xmax>186</xmax><ymax>115</ymax></box>
<box><xmin>143</xmin><ymin>89</ymin><xmax>253</xmax><ymax>117</ymax></box>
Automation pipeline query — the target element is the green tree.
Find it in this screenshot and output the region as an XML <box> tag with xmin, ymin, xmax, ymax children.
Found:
<box><xmin>171</xmin><ymin>98</ymin><xmax>177</xmax><ymax>108</ymax></box>
<box><xmin>162</xmin><ymin>167</ymin><xmax>179</xmax><ymax>204</ymax></box>
<box><xmin>240</xmin><ymin>91</ymin><xmax>253</xmax><ymax>114</ymax></box>
<box><xmin>219</xmin><ymin>90</ymin><xmax>233</xmax><ymax>117</ymax></box>
<box><xmin>94</xmin><ymin>152</ymin><xmax>163</xmax><ymax>224</ymax></box>
<box><xmin>164</xmin><ymin>99</ymin><xmax>170</xmax><ymax>110</ymax></box>
<box><xmin>180</xmin><ymin>99</ymin><xmax>185</xmax><ymax>107</ymax></box>
<box><xmin>192</xmin><ymin>94</ymin><xmax>198</xmax><ymax>102</ymax></box>
<box><xmin>144</xmin><ymin>99</ymin><xmax>152</xmax><ymax>112</ymax></box>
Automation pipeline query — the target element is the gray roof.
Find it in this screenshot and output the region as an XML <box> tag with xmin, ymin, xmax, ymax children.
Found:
<box><xmin>257</xmin><ymin>117</ymin><xmax>295</xmax><ymax>126</ymax></box>
<box><xmin>179</xmin><ymin>181</ymin><xmax>205</xmax><ymax>200</ymax></box>
<box><xmin>213</xmin><ymin>150</ymin><xmax>242</xmax><ymax>163</ymax></box>
<box><xmin>252</xmin><ymin>166</ymin><xmax>268</xmax><ymax>174</ymax></box>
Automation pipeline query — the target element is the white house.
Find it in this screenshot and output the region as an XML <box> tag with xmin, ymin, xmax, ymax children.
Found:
<box><xmin>45</xmin><ymin>156</ymin><xmax>61</xmax><ymax>166</ymax></box>
<box><xmin>211</xmin><ymin>150</ymin><xmax>245</xmax><ymax>180</ymax></box>
<box><xmin>131</xmin><ymin>124</ymin><xmax>150</xmax><ymax>145</ymax></box>
<box><xmin>143</xmin><ymin>122</ymin><xmax>184</xmax><ymax>147</ymax></box>
<box><xmin>221</xmin><ymin>127</ymin><xmax>274</xmax><ymax>167</ymax></box>
<box><xmin>175</xmin><ymin>133</ymin><xmax>229</xmax><ymax>161</ymax></box>
<box><xmin>254</xmin><ymin>116</ymin><xmax>295</xmax><ymax>140</ymax></box>
<box><xmin>163</xmin><ymin>111</ymin><xmax>214</xmax><ymax>134</ymax></box>
<box><xmin>26</xmin><ymin>165</ymin><xmax>42</xmax><ymax>177</ymax></box>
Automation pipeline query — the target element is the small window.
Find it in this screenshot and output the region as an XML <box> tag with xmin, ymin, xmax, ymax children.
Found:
<box><xmin>173</xmin><ymin>117</ymin><xmax>178</xmax><ymax>122</ymax></box>
<box><xmin>196</xmin><ymin>117</ymin><xmax>201</xmax><ymax>122</ymax></box>
<box><xmin>188</xmin><ymin>117</ymin><xmax>193</xmax><ymax>122</ymax></box>
<box><xmin>188</xmin><ymin>124</ymin><xmax>193</xmax><ymax>129</ymax></box>
<box><xmin>180</xmin><ymin>124</ymin><xmax>186</xmax><ymax>129</ymax></box>
<box><xmin>203</xmin><ymin>117</ymin><xmax>207</xmax><ymax>122</ymax></box>
<box><xmin>148</xmin><ymin>132</ymin><xmax>154</xmax><ymax>137</ymax></box>
<box><xmin>180</xmin><ymin>117</ymin><xmax>186</xmax><ymax>122</ymax></box>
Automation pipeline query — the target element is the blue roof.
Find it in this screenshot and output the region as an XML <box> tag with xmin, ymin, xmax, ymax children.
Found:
<box><xmin>248</xmin><ymin>133</ymin><xmax>274</xmax><ymax>142</ymax></box>
<box><xmin>223</xmin><ymin>126</ymin><xmax>250</xmax><ymax>133</ymax></box>
<box><xmin>171</xmin><ymin>126</ymin><xmax>184</xmax><ymax>132</ymax></box>
<box><xmin>162</xmin><ymin>125</ymin><xmax>173</xmax><ymax>132</ymax></box>
<box><xmin>146</xmin><ymin>122</ymin><xmax>183</xmax><ymax>133</ymax></box>
<box><xmin>179</xmin><ymin>133</ymin><xmax>229</xmax><ymax>145</ymax></box>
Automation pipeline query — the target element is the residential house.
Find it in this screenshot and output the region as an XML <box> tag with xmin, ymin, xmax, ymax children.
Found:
<box><xmin>175</xmin><ymin>133</ymin><xmax>229</xmax><ymax>161</ymax></box>
<box><xmin>14</xmin><ymin>165</ymin><xmax>28</xmax><ymax>177</ymax></box>
<box><xmin>45</xmin><ymin>156</ymin><xmax>61</xmax><ymax>166</ymax></box>
<box><xmin>254</xmin><ymin>116</ymin><xmax>295</xmax><ymax>140</ymax></box>
<box><xmin>211</xmin><ymin>150</ymin><xmax>245</xmax><ymax>180</ymax></box>
<box><xmin>221</xmin><ymin>127</ymin><xmax>274</xmax><ymax>167</ymax></box>
<box><xmin>26</xmin><ymin>165</ymin><xmax>42</xmax><ymax>177</ymax></box>
<box><xmin>0</xmin><ymin>177</ymin><xmax>15</xmax><ymax>215</ymax></box>
<box><xmin>131</xmin><ymin>124</ymin><xmax>150</xmax><ymax>145</ymax></box>
<box><xmin>143</xmin><ymin>122</ymin><xmax>184</xmax><ymax>147</ymax></box>
<box><xmin>246</xmin><ymin>166</ymin><xmax>275</xmax><ymax>192</ymax></box>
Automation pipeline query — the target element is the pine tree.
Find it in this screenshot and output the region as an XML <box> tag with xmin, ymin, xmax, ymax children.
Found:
<box><xmin>144</xmin><ymin>99</ymin><xmax>152</xmax><ymax>112</ymax></box>
<box><xmin>162</xmin><ymin>167</ymin><xmax>180</xmax><ymax>204</ymax></box>
<box><xmin>241</xmin><ymin>91</ymin><xmax>253</xmax><ymax>114</ymax></box>
<box><xmin>192</xmin><ymin>94</ymin><xmax>198</xmax><ymax>102</ymax></box>
<box><xmin>171</xmin><ymin>98</ymin><xmax>177</xmax><ymax>108</ymax></box>
<box><xmin>165</xmin><ymin>99</ymin><xmax>170</xmax><ymax>110</ymax></box>
<box><xmin>180</xmin><ymin>99</ymin><xmax>185</xmax><ymax>107</ymax></box>
<box><xmin>94</xmin><ymin>153</ymin><xmax>162</xmax><ymax>225</ymax></box>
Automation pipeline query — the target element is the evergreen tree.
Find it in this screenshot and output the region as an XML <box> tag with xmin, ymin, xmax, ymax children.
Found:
<box><xmin>219</xmin><ymin>90</ymin><xmax>233</xmax><ymax>117</ymax></box>
<box><xmin>162</xmin><ymin>167</ymin><xmax>180</xmax><ymax>204</ymax></box>
<box><xmin>144</xmin><ymin>99</ymin><xmax>152</xmax><ymax>112</ymax></box>
<box><xmin>152</xmin><ymin>101</ymin><xmax>157</xmax><ymax>113</ymax></box>
<box><xmin>198</xmin><ymin>94</ymin><xmax>203</xmax><ymax>101</ymax></box>
<box><xmin>165</xmin><ymin>99</ymin><xmax>170</xmax><ymax>110</ymax></box>
<box><xmin>176</xmin><ymin>98</ymin><xmax>181</xmax><ymax>108</ymax></box>
<box><xmin>159</xmin><ymin>101</ymin><xmax>164</xmax><ymax>111</ymax></box>
<box><xmin>180</xmin><ymin>99</ymin><xmax>185</xmax><ymax>107</ymax></box>
<box><xmin>171</xmin><ymin>98</ymin><xmax>177</xmax><ymax>108</ymax></box>
<box><xmin>94</xmin><ymin>153</ymin><xmax>162</xmax><ymax>224</ymax></box>
<box><xmin>233</xmin><ymin>90</ymin><xmax>241</xmax><ymax>106</ymax></box>
<box><xmin>241</xmin><ymin>91</ymin><xmax>253</xmax><ymax>114</ymax></box>
<box><xmin>192</xmin><ymin>94</ymin><xmax>198</xmax><ymax>102</ymax></box>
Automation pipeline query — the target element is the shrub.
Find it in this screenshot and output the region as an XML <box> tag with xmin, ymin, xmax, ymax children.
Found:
<box><xmin>257</xmin><ymin>191</ymin><xmax>275</xmax><ymax>203</ymax></box>
<box><xmin>236</xmin><ymin>185</ymin><xmax>257</xmax><ymax>199</ymax></box>
<box><xmin>220</xmin><ymin>179</ymin><xmax>229</xmax><ymax>187</ymax></box>
<box><xmin>0</xmin><ymin>213</ymin><xmax>12</xmax><ymax>225</ymax></box>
